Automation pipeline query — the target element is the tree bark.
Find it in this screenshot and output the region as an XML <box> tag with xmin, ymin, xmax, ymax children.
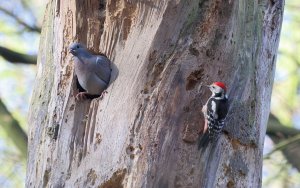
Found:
<box><xmin>26</xmin><ymin>0</ymin><xmax>284</xmax><ymax>187</ymax></box>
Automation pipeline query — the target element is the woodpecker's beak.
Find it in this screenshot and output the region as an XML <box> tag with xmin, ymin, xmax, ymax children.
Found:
<box><xmin>198</xmin><ymin>84</ymin><xmax>211</xmax><ymax>92</ymax></box>
<box><xmin>198</xmin><ymin>84</ymin><xmax>210</xmax><ymax>93</ymax></box>
<box><xmin>202</xmin><ymin>84</ymin><xmax>211</xmax><ymax>88</ymax></box>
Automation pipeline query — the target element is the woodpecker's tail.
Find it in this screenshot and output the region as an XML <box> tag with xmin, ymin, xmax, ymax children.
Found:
<box><xmin>198</xmin><ymin>133</ymin><xmax>210</xmax><ymax>150</ymax></box>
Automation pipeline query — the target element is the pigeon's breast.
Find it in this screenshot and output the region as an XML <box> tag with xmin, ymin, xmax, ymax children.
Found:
<box><xmin>74</xmin><ymin>58</ymin><xmax>89</xmax><ymax>91</ymax></box>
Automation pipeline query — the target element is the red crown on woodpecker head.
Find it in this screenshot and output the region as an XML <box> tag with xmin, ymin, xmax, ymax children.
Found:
<box><xmin>212</xmin><ymin>82</ymin><xmax>227</xmax><ymax>91</ymax></box>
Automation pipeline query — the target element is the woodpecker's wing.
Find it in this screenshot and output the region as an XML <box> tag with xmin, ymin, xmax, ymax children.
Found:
<box><xmin>216</xmin><ymin>97</ymin><xmax>229</xmax><ymax>120</ymax></box>
<box><xmin>207</xmin><ymin>119</ymin><xmax>225</xmax><ymax>137</ymax></box>
<box><xmin>206</xmin><ymin>97</ymin><xmax>228</xmax><ymax>137</ymax></box>
<box><xmin>206</xmin><ymin>97</ymin><xmax>228</xmax><ymax>118</ymax></box>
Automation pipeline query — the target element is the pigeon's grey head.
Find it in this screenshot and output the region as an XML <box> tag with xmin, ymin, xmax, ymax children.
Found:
<box><xmin>69</xmin><ymin>42</ymin><xmax>87</xmax><ymax>56</ymax></box>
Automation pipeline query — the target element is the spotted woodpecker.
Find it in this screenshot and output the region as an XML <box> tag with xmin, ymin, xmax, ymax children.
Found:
<box><xmin>198</xmin><ymin>82</ymin><xmax>229</xmax><ymax>149</ymax></box>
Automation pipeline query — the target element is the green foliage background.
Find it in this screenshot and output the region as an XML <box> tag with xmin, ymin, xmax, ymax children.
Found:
<box><xmin>263</xmin><ymin>1</ymin><xmax>300</xmax><ymax>188</ymax></box>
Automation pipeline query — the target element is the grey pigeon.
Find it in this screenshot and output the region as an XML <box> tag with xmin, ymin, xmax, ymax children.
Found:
<box><xmin>69</xmin><ymin>42</ymin><xmax>111</xmax><ymax>100</ymax></box>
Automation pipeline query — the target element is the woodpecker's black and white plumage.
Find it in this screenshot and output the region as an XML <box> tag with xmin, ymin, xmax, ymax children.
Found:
<box><xmin>198</xmin><ymin>82</ymin><xmax>229</xmax><ymax>149</ymax></box>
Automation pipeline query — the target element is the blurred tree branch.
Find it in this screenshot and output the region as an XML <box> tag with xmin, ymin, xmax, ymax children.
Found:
<box><xmin>264</xmin><ymin>134</ymin><xmax>300</xmax><ymax>159</ymax></box>
<box><xmin>20</xmin><ymin>0</ymin><xmax>39</xmax><ymax>23</ymax></box>
<box><xmin>266</xmin><ymin>114</ymin><xmax>300</xmax><ymax>171</ymax></box>
<box><xmin>0</xmin><ymin>99</ymin><xmax>27</xmax><ymax>160</ymax></box>
<box><xmin>0</xmin><ymin>46</ymin><xmax>36</xmax><ymax>64</ymax></box>
<box><xmin>0</xmin><ymin>6</ymin><xmax>41</xmax><ymax>33</ymax></box>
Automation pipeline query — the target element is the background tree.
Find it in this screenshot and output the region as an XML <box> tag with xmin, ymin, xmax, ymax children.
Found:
<box><xmin>263</xmin><ymin>0</ymin><xmax>300</xmax><ymax>186</ymax></box>
<box><xmin>26</xmin><ymin>0</ymin><xmax>285</xmax><ymax>187</ymax></box>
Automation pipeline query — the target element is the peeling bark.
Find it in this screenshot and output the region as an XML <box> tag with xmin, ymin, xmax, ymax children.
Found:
<box><xmin>27</xmin><ymin>0</ymin><xmax>284</xmax><ymax>187</ymax></box>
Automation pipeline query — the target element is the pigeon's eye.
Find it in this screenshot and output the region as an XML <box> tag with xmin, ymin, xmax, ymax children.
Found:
<box><xmin>76</xmin><ymin>45</ymin><xmax>79</xmax><ymax>48</ymax></box>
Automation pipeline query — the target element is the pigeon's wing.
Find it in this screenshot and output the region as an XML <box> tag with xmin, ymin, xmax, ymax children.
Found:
<box><xmin>89</xmin><ymin>55</ymin><xmax>111</xmax><ymax>85</ymax></box>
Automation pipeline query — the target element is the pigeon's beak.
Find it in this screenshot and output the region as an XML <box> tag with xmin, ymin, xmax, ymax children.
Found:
<box><xmin>69</xmin><ymin>47</ymin><xmax>76</xmax><ymax>55</ymax></box>
<box><xmin>69</xmin><ymin>49</ymin><xmax>74</xmax><ymax>55</ymax></box>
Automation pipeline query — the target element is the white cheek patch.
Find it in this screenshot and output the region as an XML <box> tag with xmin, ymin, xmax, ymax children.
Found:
<box><xmin>211</xmin><ymin>101</ymin><xmax>218</xmax><ymax>119</ymax></box>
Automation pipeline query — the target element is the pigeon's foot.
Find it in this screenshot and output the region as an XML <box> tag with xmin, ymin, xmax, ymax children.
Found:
<box><xmin>75</xmin><ymin>92</ymin><xmax>88</xmax><ymax>101</ymax></box>
<box><xmin>75</xmin><ymin>91</ymin><xmax>107</xmax><ymax>101</ymax></box>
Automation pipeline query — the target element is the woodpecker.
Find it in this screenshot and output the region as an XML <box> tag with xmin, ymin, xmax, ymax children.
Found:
<box><xmin>198</xmin><ymin>82</ymin><xmax>229</xmax><ymax>149</ymax></box>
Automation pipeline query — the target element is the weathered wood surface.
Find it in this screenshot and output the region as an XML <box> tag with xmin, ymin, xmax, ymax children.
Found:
<box><xmin>27</xmin><ymin>0</ymin><xmax>284</xmax><ymax>187</ymax></box>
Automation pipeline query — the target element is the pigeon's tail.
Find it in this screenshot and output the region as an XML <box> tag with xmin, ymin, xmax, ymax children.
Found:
<box><xmin>198</xmin><ymin>133</ymin><xmax>210</xmax><ymax>150</ymax></box>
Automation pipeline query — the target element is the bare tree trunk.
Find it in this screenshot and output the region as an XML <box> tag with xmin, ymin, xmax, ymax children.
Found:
<box><xmin>26</xmin><ymin>0</ymin><xmax>284</xmax><ymax>187</ymax></box>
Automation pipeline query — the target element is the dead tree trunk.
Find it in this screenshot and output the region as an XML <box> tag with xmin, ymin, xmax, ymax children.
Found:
<box><xmin>26</xmin><ymin>0</ymin><xmax>284</xmax><ymax>187</ymax></box>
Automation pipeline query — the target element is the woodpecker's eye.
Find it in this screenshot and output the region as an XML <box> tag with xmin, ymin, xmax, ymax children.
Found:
<box><xmin>76</xmin><ymin>45</ymin><xmax>79</xmax><ymax>48</ymax></box>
